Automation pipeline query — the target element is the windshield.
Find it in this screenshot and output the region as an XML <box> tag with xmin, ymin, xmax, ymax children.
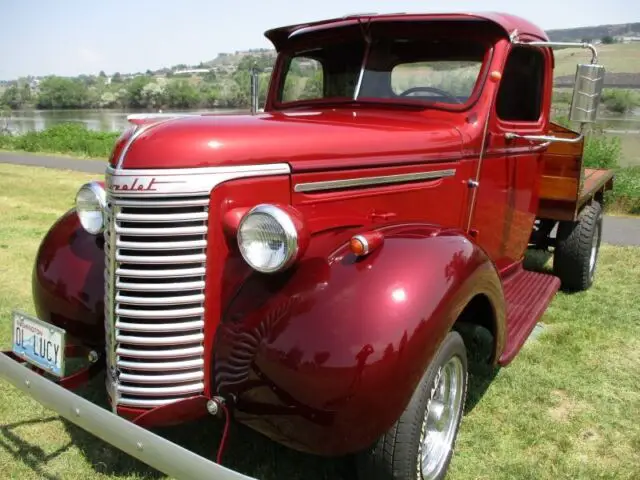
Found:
<box><xmin>277</xmin><ymin>34</ymin><xmax>488</xmax><ymax>108</ymax></box>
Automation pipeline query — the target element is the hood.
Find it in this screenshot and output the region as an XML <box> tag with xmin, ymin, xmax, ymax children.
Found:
<box><xmin>115</xmin><ymin>109</ymin><xmax>464</xmax><ymax>172</ymax></box>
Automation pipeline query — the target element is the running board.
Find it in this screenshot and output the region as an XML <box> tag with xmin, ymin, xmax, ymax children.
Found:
<box><xmin>499</xmin><ymin>266</ymin><xmax>561</xmax><ymax>365</ymax></box>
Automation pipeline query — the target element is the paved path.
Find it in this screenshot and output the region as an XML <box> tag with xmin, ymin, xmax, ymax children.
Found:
<box><xmin>0</xmin><ymin>151</ymin><xmax>106</xmax><ymax>174</ymax></box>
<box><xmin>1</xmin><ymin>151</ymin><xmax>638</xmax><ymax>246</ymax></box>
<box><xmin>602</xmin><ymin>216</ymin><xmax>640</xmax><ymax>246</ymax></box>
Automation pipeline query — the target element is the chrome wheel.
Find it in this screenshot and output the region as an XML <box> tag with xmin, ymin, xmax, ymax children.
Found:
<box><xmin>589</xmin><ymin>220</ymin><xmax>600</xmax><ymax>277</ymax></box>
<box><xmin>418</xmin><ymin>356</ymin><xmax>465</xmax><ymax>480</ymax></box>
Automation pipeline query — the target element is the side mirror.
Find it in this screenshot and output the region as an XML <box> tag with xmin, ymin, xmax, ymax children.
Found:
<box><xmin>569</xmin><ymin>63</ymin><xmax>606</xmax><ymax>124</ymax></box>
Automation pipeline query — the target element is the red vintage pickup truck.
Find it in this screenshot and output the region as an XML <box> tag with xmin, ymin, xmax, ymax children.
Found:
<box><xmin>1</xmin><ymin>11</ymin><xmax>614</xmax><ymax>480</ymax></box>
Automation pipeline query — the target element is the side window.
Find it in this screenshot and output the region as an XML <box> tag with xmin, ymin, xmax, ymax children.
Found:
<box><xmin>282</xmin><ymin>57</ymin><xmax>324</xmax><ymax>102</ymax></box>
<box><xmin>496</xmin><ymin>47</ymin><xmax>545</xmax><ymax>122</ymax></box>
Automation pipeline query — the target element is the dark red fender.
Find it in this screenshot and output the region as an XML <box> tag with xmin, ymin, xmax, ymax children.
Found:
<box><xmin>213</xmin><ymin>224</ymin><xmax>506</xmax><ymax>456</ymax></box>
<box><xmin>32</xmin><ymin>209</ymin><xmax>106</xmax><ymax>347</ymax></box>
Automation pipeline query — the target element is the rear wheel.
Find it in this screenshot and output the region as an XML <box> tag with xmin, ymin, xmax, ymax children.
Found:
<box><xmin>356</xmin><ymin>331</ymin><xmax>468</xmax><ymax>480</ymax></box>
<box><xmin>553</xmin><ymin>200</ymin><xmax>603</xmax><ymax>291</ymax></box>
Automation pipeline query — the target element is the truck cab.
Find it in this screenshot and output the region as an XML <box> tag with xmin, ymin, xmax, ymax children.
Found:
<box><xmin>1</xmin><ymin>12</ymin><xmax>613</xmax><ymax>480</ymax></box>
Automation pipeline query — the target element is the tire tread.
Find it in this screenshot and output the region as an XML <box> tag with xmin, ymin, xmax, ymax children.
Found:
<box><xmin>356</xmin><ymin>331</ymin><xmax>468</xmax><ymax>480</ymax></box>
<box><xmin>553</xmin><ymin>201</ymin><xmax>602</xmax><ymax>291</ymax></box>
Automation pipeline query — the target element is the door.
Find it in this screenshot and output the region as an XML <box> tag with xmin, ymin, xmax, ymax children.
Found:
<box><xmin>470</xmin><ymin>45</ymin><xmax>551</xmax><ymax>272</ymax></box>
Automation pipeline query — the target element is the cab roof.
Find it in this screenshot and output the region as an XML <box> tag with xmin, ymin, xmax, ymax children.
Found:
<box><xmin>264</xmin><ymin>11</ymin><xmax>549</xmax><ymax>50</ymax></box>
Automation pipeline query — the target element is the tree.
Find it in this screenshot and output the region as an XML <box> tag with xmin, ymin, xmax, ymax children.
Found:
<box><xmin>164</xmin><ymin>80</ymin><xmax>199</xmax><ymax>108</ymax></box>
<box><xmin>203</xmin><ymin>70</ymin><xmax>217</xmax><ymax>83</ymax></box>
<box><xmin>1</xmin><ymin>85</ymin><xmax>23</xmax><ymax>109</ymax></box>
<box><xmin>36</xmin><ymin>76</ymin><xmax>89</xmax><ymax>109</ymax></box>
<box><xmin>199</xmin><ymin>83</ymin><xmax>219</xmax><ymax>107</ymax></box>
<box><xmin>125</xmin><ymin>76</ymin><xmax>152</xmax><ymax>108</ymax></box>
<box><xmin>20</xmin><ymin>83</ymin><xmax>32</xmax><ymax>104</ymax></box>
<box><xmin>98</xmin><ymin>91</ymin><xmax>117</xmax><ymax>108</ymax></box>
<box><xmin>111</xmin><ymin>72</ymin><xmax>123</xmax><ymax>83</ymax></box>
<box><xmin>217</xmin><ymin>78</ymin><xmax>248</xmax><ymax>108</ymax></box>
<box><xmin>300</xmin><ymin>71</ymin><xmax>323</xmax><ymax>99</ymax></box>
<box><xmin>141</xmin><ymin>81</ymin><xmax>165</xmax><ymax>109</ymax></box>
<box><xmin>601</xmin><ymin>35</ymin><xmax>615</xmax><ymax>44</ymax></box>
<box><xmin>98</xmin><ymin>70</ymin><xmax>107</xmax><ymax>78</ymax></box>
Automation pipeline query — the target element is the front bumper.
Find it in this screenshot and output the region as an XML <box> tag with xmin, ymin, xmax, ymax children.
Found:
<box><xmin>0</xmin><ymin>352</ymin><xmax>257</xmax><ymax>480</ymax></box>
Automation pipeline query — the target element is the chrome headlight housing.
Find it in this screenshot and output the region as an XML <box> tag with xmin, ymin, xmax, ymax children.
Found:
<box><xmin>237</xmin><ymin>204</ymin><xmax>303</xmax><ymax>273</ymax></box>
<box><xmin>75</xmin><ymin>182</ymin><xmax>107</xmax><ymax>235</ymax></box>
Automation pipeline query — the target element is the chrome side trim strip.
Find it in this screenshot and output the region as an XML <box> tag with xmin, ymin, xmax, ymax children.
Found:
<box><xmin>293</xmin><ymin>168</ymin><xmax>456</xmax><ymax>193</ymax></box>
<box><xmin>0</xmin><ymin>353</ymin><xmax>257</xmax><ymax>480</ymax></box>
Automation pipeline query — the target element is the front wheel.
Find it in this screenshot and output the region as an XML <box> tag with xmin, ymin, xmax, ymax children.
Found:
<box><xmin>356</xmin><ymin>331</ymin><xmax>468</xmax><ymax>480</ymax></box>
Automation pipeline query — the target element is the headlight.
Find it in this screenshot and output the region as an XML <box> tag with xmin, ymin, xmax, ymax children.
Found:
<box><xmin>75</xmin><ymin>182</ymin><xmax>107</xmax><ymax>235</ymax></box>
<box><xmin>237</xmin><ymin>204</ymin><xmax>304</xmax><ymax>273</ymax></box>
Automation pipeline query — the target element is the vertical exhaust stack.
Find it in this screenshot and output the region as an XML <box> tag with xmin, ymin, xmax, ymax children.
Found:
<box><xmin>250</xmin><ymin>63</ymin><xmax>259</xmax><ymax>115</ymax></box>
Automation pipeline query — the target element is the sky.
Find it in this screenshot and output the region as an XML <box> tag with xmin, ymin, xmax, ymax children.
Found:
<box><xmin>1</xmin><ymin>0</ymin><xmax>638</xmax><ymax>80</ymax></box>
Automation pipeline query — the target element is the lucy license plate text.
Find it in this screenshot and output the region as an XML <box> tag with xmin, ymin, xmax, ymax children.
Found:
<box><xmin>12</xmin><ymin>311</ymin><xmax>65</xmax><ymax>377</ymax></box>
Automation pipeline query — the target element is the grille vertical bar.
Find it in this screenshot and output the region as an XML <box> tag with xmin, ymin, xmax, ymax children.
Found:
<box><xmin>104</xmin><ymin>192</ymin><xmax>210</xmax><ymax>409</ymax></box>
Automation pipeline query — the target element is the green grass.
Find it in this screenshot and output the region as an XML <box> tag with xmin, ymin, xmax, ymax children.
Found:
<box><xmin>614</xmin><ymin>133</ymin><xmax>640</xmax><ymax>168</ymax></box>
<box><xmin>0</xmin><ymin>164</ymin><xmax>639</xmax><ymax>479</ymax></box>
<box><xmin>606</xmin><ymin>166</ymin><xmax>640</xmax><ymax>215</ymax></box>
<box><xmin>0</xmin><ymin>123</ymin><xmax>118</xmax><ymax>159</ymax></box>
<box><xmin>553</xmin><ymin>42</ymin><xmax>640</xmax><ymax>76</ymax></box>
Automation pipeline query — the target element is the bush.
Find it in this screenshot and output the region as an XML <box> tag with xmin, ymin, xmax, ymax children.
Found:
<box><xmin>601</xmin><ymin>89</ymin><xmax>639</xmax><ymax>114</ymax></box>
<box><xmin>604</xmin><ymin>167</ymin><xmax>640</xmax><ymax>215</ymax></box>
<box><xmin>583</xmin><ymin>132</ymin><xmax>622</xmax><ymax>169</ymax></box>
<box><xmin>0</xmin><ymin>123</ymin><xmax>119</xmax><ymax>158</ymax></box>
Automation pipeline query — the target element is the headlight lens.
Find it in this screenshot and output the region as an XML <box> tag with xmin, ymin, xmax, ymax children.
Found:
<box><xmin>237</xmin><ymin>204</ymin><xmax>299</xmax><ymax>273</ymax></box>
<box><xmin>75</xmin><ymin>182</ymin><xmax>107</xmax><ymax>235</ymax></box>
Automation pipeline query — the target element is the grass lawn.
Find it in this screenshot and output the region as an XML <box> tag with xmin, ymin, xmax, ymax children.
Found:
<box><xmin>553</xmin><ymin>42</ymin><xmax>640</xmax><ymax>77</ymax></box>
<box><xmin>614</xmin><ymin>133</ymin><xmax>640</xmax><ymax>168</ymax></box>
<box><xmin>0</xmin><ymin>164</ymin><xmax>639</xmax><ymax>479</ymax></box>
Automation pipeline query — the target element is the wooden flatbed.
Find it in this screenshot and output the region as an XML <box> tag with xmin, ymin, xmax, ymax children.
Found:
<box><xmin>537</xmin><ymin>122</ymin><xmax>615</xmax><ymax>221</ymax></box>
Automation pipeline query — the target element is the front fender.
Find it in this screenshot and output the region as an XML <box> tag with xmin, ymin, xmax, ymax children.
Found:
<box><xmin>32</xmin><ymin>209</ymin><xmax>105</xmax><ymax>347</ymax></box>
<box><xmin>214</xmin><ymin>224</ymin><xmax>505</xmax><ymax>456</ymax></box>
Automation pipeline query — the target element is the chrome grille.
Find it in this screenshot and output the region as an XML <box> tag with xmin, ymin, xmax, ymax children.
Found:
<box><xmin>104</xmin><ymin>193</ymin><xmax>210</xmax><ymax>409</ymax></box>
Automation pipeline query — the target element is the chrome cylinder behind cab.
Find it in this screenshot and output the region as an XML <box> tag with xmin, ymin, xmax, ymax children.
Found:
<box><xmin>569</xmin><ymin>63</ymin><xmax>606</xmax><ymax>124</ymax></box>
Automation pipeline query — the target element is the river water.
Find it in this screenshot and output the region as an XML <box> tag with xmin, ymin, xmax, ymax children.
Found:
<box><xmin>2</xmin><ymin>109</ymin><xmax>245</xmax><ymax>134</ymax></box>
<box><xmin>3</xmin><ymin>108</ymin><xmax>640</xmax><ymax>166</ymax></box>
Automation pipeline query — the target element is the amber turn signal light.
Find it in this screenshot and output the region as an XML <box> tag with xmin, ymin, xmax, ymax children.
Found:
<box><xmin>349</xmin><ymin>231</ymin><xmax>384</xmax><ymax>257</ymax></box>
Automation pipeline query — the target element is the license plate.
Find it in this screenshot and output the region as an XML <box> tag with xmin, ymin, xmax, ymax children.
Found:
<box><xmin>12</xmin><ymin>310</ymin><xmax>65</xmax><ymax>377</ymax></box>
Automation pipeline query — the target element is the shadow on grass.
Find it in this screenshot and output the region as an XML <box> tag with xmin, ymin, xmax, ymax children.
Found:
<box><xmin>523</xmin><ymin>249</ymin><xmax>554</xmax><ymax>274</ymax></box>
<box><xmin>1</xmin><ymin>360</ymin><xmax>499</xmax><ymax>480</ymax></box>
<box><xmin>456</xmin><ymin>324</ymin><xmax>501</xmax><ymax>414</ymax></box>
<box><xmin>0</xmin><ymin>417</ymin><xmax>73</xmax><ymax>480</ymax></box>
<box><xmin>2</xmin><ymin>331</ymin><xmax>506</xmax><ymax>480</ymax></box>
<box><xmin>55</xmin><ymin>373</ymin><xmax>356</xmax><ymax>480</ymax></box>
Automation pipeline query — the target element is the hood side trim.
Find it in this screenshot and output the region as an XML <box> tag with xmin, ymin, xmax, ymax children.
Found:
<box><xmin>294</xmin><ymin>168</ymin><xmax>456</xmax><ymax>193</ymax></box>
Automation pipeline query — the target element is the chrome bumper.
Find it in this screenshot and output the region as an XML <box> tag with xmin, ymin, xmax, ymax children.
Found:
<box><xmin>0</xmin><ymin>352</ymin><xmax>257</xmax><ymax>480</ymax></box>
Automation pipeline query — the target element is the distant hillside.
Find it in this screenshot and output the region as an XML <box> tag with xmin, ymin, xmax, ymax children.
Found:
<box><xmin>547</xmin><ymin>22</ymin><xmax>640</xmax><ymax>42</ymax></box>
<box><xmin>205</xmin><ymin>49</ymin><xmax>276</xmax><ymax>67</ymax></box>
